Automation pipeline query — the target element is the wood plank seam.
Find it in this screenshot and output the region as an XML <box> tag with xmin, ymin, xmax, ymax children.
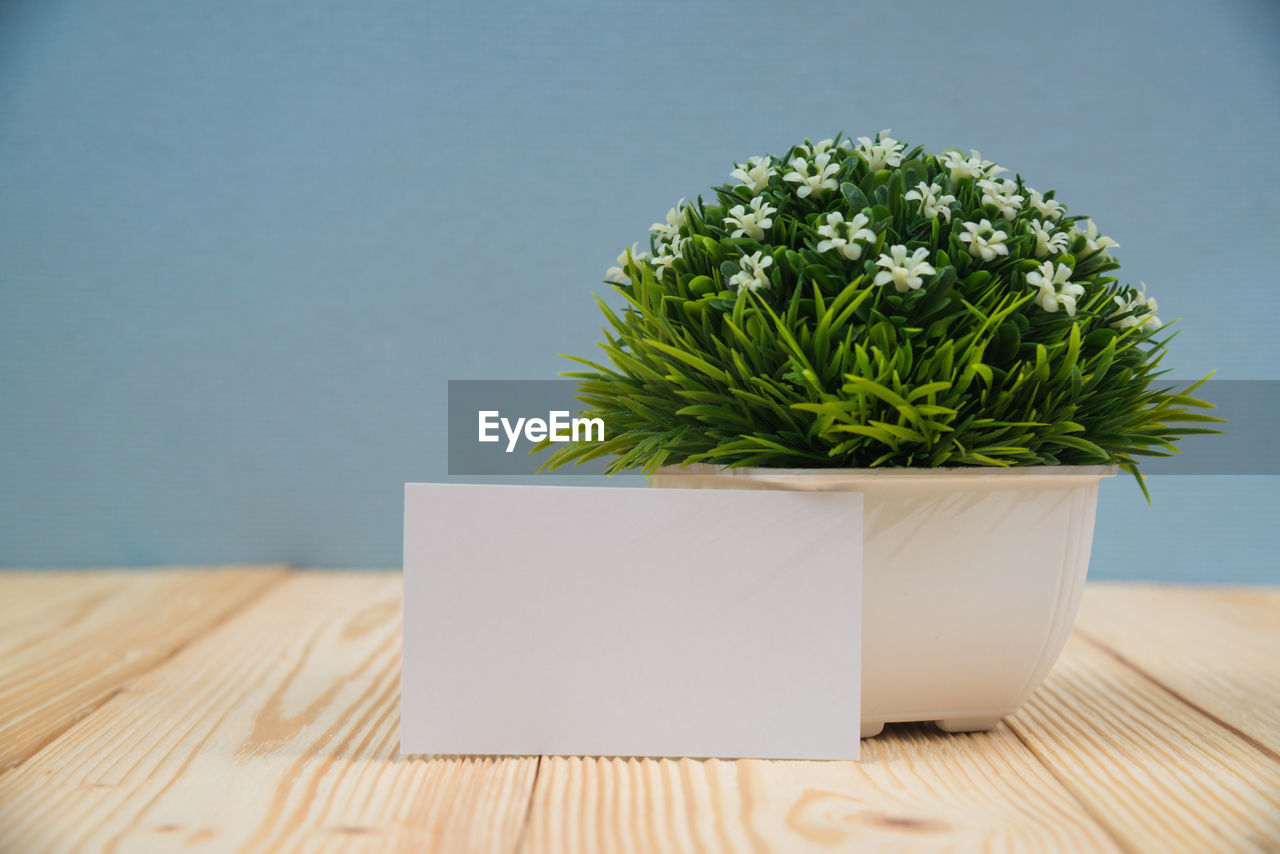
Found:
<box><xmin>1073</xmin><ymin>627</ymin><xmax>1280</xmax><ymax>766</ymax></box>
<box><xmin>1002</xmin><ymin>713</ymin><xmax>1143</xmax><ymax>854</ymax></box>
<box><xmin>514</xmin><ymin>755</ymin><xmax>543</xmax><ymax>854</ymax></box>
<box><xmin>1</xmin><ymin>684</ymin><xmax>122</xmax><ymax>775</ymax></box>
<box><xmin>0</xmin><ymin>567</ymin><xmax>292</xmax><ymax>778</ymax></box>
<box><xmin>1008</xmin><ymin>626</ymin><xmax>1280</xmax><ymax>854</ymax></box>
<box><xmin>0</xmin><ymin>573</ymin><xmax>543</xmax><ymax>854</ymax></box>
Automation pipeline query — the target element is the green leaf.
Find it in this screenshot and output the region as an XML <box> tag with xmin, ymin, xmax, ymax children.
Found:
<box><xmin>641</xmin><ymin>339</ymin><xmax>731</xmax><ymax>383</ymax></box>
<box><xmin>840</xmin><ymin>182</ymin><xmax>870</xmax><ymax>211</ymax></box>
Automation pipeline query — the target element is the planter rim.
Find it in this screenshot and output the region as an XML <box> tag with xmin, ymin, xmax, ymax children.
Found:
<box><xmin>654</xmin><ymin>463</ymin><xmax>1119</xmax><ymax>480</ymax></box>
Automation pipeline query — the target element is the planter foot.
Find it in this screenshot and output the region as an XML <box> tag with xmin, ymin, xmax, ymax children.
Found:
<box><xmin>935</xmin><ymin>716</ymin><xmax>1003</xmax><ymax>733</ymax></box>
<box><xmin>860</xmin><ymin>721</ymin><xmax>885</xmax><ymax>739</ymax></box>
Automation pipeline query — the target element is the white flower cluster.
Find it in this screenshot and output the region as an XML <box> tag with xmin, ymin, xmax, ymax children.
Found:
<box><xmin>941</xmin><ymin>149</ymin><xmax>1007</xmax><ymax>184</ymax></box>
<box><xmin>649</xmin><ymin>201</ymin><xmax>692</xmax><ymax>281</ymax></box>
<box><xmin>938</xmin><ymin>151</ymin><xmax>1124</xmax><ymax>315</ymax></box>
<box><xmin>855</xmin><ymin>130</ymin><xmax>905</xmax><ymax>171</ymax></box>
<box><xmin>1111</xmin><ymin>283</ymin><xmax>1161</xmax><ymax>330</ymax></box>
<box><xmin>650</xmin><ymin>201</ymin><xmax>689</xmax><ymax>242</ymax></box>
<box><xmin>815</xmin><ymin>211</ymin><xmax>875</xmax><ymax>260</ymax></box>
<box><xmin>606</xmin><ymin>244</ymin><xmax>650</xmax><ymax>284</ymax></box>
<box><xmin>723</xmin><ymin>196</ymin><xmax>776</xmax><ymax>241</ymax></box>
<box><xmin>978</xmin><ymin>178</ymin><xmax>1024</xmax><ymax>221</ymax></box>
<box><xmin>959</xmin><ymin>219</ymin><xmax>1010</xmax><ymax>262</ymax></box>
<box><xmin>652</xmin><ymin>242</ymin><xmax>680</xmax><ymax>280</ymax></box>
<box><xmin>730</xmin><ymin>156</ymin><xmax>776</xmax><ymax>193</ymax></box>
<box><xmin>783</xmin><ymin>152</ymin><xmax>839</xmax><ymax>198</ymax></box>
<box><xmin>606</xmin><ymin>200</ymin><xmax>696</xmax><ymax>283</ymax></box>
<box><xmin>729</xmin><ymin>251</ymin><xmax>773</xmax><ymax>292</ymax></box>
<box><xmin>1073</xmin><ymin>219</ymin><xmax>1120</xmax><ymax>258</ymax></box>
<box><xmin>1028</xmin><ymin>190</ymin><xmax>1064</xmax><ymax>221</ymax></box>
<box><xmin>612</xmin><ymin>136</ymin><xmax>1158</xmax><ymax>332</ymax></box>
<box><xmin>905</xmin><ymin>181</ymin><xmax>955</xmax><ymax>222</ymax></box>
<box><xmin>1028</xmin><ymin>219</ymin><xmax>1068</xmax><ymax>258</ymax></box>
<box><xmin>777</xmin><ymin>130</ymin><xmax>906</xmax><ymax>200</ymax></box>
<box><xmin>874</xmin><ymin>245</ymin><xmax>936</xmax><ymax>293</ymax></box>
<box><xmin>1026</xmin><ymin>261</ymin><xmax>1085</xmax><ymax>315</ymax></box>
<box><xmin>798</xmin><ymin>138</ymin><xmax>848</xmax><ymax>158</ymax></box>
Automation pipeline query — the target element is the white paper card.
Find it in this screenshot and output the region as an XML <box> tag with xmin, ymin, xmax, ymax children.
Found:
<box><xmin>402</xmin><ymin>483</ymin><xmax>863</xmax><ymax>759</ymax></box>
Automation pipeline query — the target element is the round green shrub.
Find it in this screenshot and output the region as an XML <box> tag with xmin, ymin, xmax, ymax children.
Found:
<box><xmin>543</xmin><ymin>132</ymin><xmax>1217</xmax><ymax>494</ymax></box>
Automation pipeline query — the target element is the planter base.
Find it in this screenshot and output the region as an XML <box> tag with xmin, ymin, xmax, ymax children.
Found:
<box><xmin>859</xmin><ymin>714</ymin><xmax>1006</xmax><ymax>738</ymax></box>
<box><xmin>935</xmin><ymin>715</ymin><xmax>1005</xmax><ymax>733</ymax></box>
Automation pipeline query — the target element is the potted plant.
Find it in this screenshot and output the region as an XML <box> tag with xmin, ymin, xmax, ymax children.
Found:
<box><xmin>540</xmin><ymin>132</ymin><xmax>1218</xmax><ymax>736</ymax></box>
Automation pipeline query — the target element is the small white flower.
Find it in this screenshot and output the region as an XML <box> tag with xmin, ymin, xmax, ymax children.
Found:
<box><xmin>730</xmin><ymin>156</ymin><xmax>776</xmax><ymax>192</ymax></box>
<box><xmin>797</xmin><ymin>138</ymin><xmax>838</xmax><ymax>157</ymax></box>
<box><xmin>815</xmin><ymin>211</ymin><xmax>876</xmax><ymax>260</ymax></box>
<box><xmin>1027</xmin><ymin>189</ymin><xmax>1064</xmax><ymax>221</ymax></box>
<box><xmin>652</xmin><ymin>243</ymin><xmax>679</xmax><ymax>280</ymax></box>
<box><xmin>958</xmin><ymin>219</ymin><xmax>1010</xmax><ymax>262</ymax></box>
<box><xmin>723</xmin><ymin>196</ymin><xmax>777</xmax><ymax>240</ymax></box>
<box><xmin>1026</xmin><ymin>261</ymin><xmax>1086</xmax><ymax>315</ymax></box>
<box><xmin>1073</xmin><ymin>219</ymin><xmax>1120</xmax><ymax>257</ymax></box>
<box><xmin>655</xmin><ymin>232</ymin><xmax>689</xmax><ymax>281</ymax></box>
<box><xmin>904</xmin><ymin>181</ymin><xmax>956</xmax><ymax>222</ymax></box>
<box><xmin>1111</xmin><ymin>282</ymin><xmax>1161</xmax><ymax>330</ymax></box>
<box><xmin>978</xmin><ymin>178</ymin><xmax>1025</xmax><ymax>221</ymax></box>
<box><xmin>941</xmin><ymin>148</ymin><xmax>1008</xmax><ymax>184</ymax></box>
<box><xmin>728</xmin><ymin>251</ymin><xmax>774</xmax><ymax>293</ymax></box>
<box><xmin>1028</xmin><ymin>219</ymin><xmax>1068</xmax><ymax>258</ymax></box>
<box><xmin>855</xmin><ymin>129</ymin><xmax>905</xmax><ymax>171</ymax></box>
<box><xmin>874</xmin><ymin>245</ymin><xmax>936</xmax><ymax>293</ymax></box>
<box><xmin>650</xmin><ymin>201</ymin><xmax>690</xmax><ymax>242</ymax></box>
<box><xmin>605</xmin><ymin>244</ymin><xmax>649</xmax><ymax>284</ymax></box>
<box><xmin>783</xmin><ymin>152</ymin><xmax>839</xmax><ymax>198</ymax></box>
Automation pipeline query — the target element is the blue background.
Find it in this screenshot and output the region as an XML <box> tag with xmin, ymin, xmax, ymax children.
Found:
<box><xmin>2</xmin><ymin>0</ymin><xmax>1277</xmax><ymax>580</ymax></box>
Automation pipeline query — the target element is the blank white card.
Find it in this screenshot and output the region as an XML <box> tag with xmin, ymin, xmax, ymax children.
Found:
<box><xmin>402</xmin><ymin>483</ymin><xmax>863</xmax><ymax>760</ymax></box>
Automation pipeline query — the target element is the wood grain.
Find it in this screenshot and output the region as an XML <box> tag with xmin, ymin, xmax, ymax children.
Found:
<box><xmin>0</xmin><ymin>567</ymin><xmax>285</xmax><ymax>770</ymax></box>
<box><xmin>2</xmin><ymin>571</ymin><xmax>1279</xmax><ymax>854</ymax></box>
<box><xmin>1075</xmin><ymin>583</ymin><xmax>1280</xmax><ymax>756</ymax></box>
<box><xmin>523</xmin><ymin>725</ymin><xmax>1124</xmax><ymax>853</ymax></box>
<box><xmin>1007</xmin><ymin>631</ymin><xmax>1280</xmax><ymax>853</ymax></box>
<box><xmin>0</xmin><ymin>573</ymin><xmax>538</xmax><ymax>854</ymax></box>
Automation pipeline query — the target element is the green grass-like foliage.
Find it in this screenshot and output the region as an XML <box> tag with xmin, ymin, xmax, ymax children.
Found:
<box><xmin>540</xmin><ymin>133</ymin><xmax>1218</xmax><ymax>495</ymax></box>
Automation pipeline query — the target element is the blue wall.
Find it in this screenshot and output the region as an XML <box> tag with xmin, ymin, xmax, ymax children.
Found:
<box><xmin>2</xmin><ymin>0</ymin><xmax>1277</xmax><ymax>579</ymax></box>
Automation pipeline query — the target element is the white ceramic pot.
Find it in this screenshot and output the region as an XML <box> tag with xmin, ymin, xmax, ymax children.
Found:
<box><xmin>651</xmin><ymin>464</ymin><xmax>1117</xmax><ymax>737</ymax></box>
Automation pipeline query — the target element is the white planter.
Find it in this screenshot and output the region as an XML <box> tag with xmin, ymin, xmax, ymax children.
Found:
<box><xmin>651</xmin><ymin>464</ymin><xmax>1116</xmax><ymax>737</ymax></box>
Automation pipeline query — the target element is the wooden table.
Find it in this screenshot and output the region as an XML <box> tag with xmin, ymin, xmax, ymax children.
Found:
<box><xmin>0</xmin><ymin>569</ymin><xmax>1277</xmax><ymax>853</ymax></box>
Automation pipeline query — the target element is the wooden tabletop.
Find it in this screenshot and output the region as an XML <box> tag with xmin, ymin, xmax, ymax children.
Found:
<box><xmin>0</xmin><ymin>569</ymin><xmax>1276</xmax><ymax>853</ymax></box>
